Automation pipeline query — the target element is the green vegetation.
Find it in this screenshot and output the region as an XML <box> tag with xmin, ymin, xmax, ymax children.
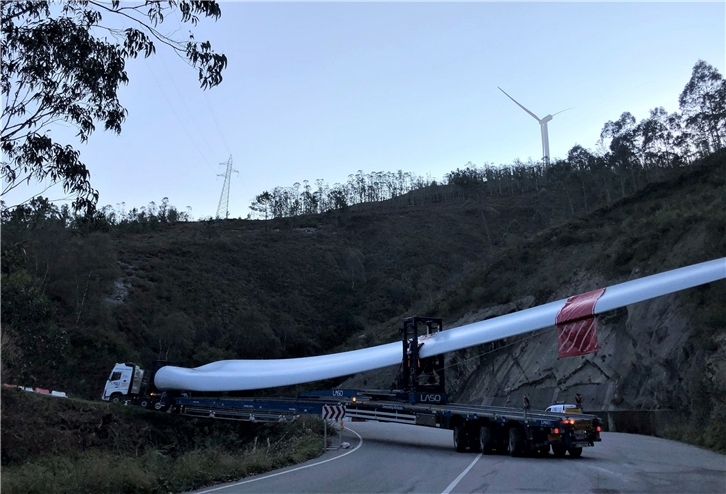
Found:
<box><xmin>0</xmin><ymin>387</ymin><xmax>324</xmax><ymax>494</ymax></box>
<box><xmin>1</xmin><ymin>59</ymin><xmax>724</xmax><ymax>491</ymax></box>
<box><xmin>244</xmin><ymin>60</ymin><xmax>725</xmax><ymax>220</ymax></box>
<box><xmin>1</xmin><ymin>1</ymin><xmax>227</xmax><ymax>211</ymax></box>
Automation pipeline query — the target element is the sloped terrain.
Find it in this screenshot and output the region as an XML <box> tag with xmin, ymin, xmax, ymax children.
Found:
<box><xmin>0</xmin><ymin>387</ymin><xmax>323</xmax><ymax>493</ymax></box>
<box><xmin>343</xmin><ymin>153</ymin><xmax>726</xmax><ymax>451</ymax></box>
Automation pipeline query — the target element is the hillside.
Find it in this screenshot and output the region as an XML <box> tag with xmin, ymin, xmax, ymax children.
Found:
<box><xmin>1</xmin><ymin>151</ymin><xmax>725</xmax><ymax>456</ymax></box>
<box><xmin>2</xmin><ymin>154</ymin><xmax>598</xmax><ymax>398</ymax></box>
<box><xmin>342</xmin><ymin>152</ymin><xmax>726</xmax><ymax>451</ymax></box>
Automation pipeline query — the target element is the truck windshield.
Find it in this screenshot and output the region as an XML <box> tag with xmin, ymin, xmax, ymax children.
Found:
<box><xmin>109</xmin><ymin>371</ymin><xmax>122</xmax><ymax>381</ymax></box>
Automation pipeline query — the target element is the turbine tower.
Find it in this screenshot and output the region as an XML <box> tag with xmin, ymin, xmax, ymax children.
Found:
<box><xmin>216</xmin><ymin>155</ymin><xmax>237</xmax><ymax>219</ymax></box>
<box><xmin>498</xmin><ymin>87</ymin><xmax>571</xmax><ymax>161</ymax></box>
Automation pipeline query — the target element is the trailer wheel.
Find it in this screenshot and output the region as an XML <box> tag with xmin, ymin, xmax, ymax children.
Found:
<box><xmin>507</xmin><ymin>427</ymin><xmax>523</xmax><ymax>457</ymax></box>
<box><xmin>453</xmin><ymin>425</ymin><xmax>468</xmax><ymax>452</ymax></box>
<box><xmin>568</xmin><ymin>447</ymin><xmax>583</xmax><ymax>458</ymax></box>
<box><xmin>479</xmin><ymin>426</ymin><xmax>493</xmax><ymax>454</ymax></box>
<box><xmin>552</xmin><ymin>444</ymin><xmax>567</xmax><ymax>457</ymax></box>
<box><xmin>109</xmin><ymin>393</ymin><xmax>122</xmax><ymax>404</ymax></box>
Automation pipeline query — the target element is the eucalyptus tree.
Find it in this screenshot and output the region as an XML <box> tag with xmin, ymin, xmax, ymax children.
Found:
<box><xmin>678</xmin><ymin>60</ymin><xmax>726</xmax><ymax>154</ymax></box>
<box><xmin>600</xmin><ymin>112</ymin><xmax>640</xmax><ymax>197</ymax></box>
<box><xmin>1</xmin><ymin>1</ymin><xmax>227</xmax><ymax>211</ymax></box>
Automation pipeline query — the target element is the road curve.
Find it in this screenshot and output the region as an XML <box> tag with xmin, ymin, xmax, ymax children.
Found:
<box><xmin>193</xmin><ymin>421</ymin><xmax>726</xmax><ymax>494</ymax></box>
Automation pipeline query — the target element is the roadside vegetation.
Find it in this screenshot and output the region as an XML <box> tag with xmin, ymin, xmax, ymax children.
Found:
<box><xmin>0</xmin><ymin>387</ymin><xmax>324</xmax><ymax>494</ymax></box>
<box><xmin>1</xmin><ymin>59</ymin><xmax>724</xmax><ymax>492</ymax></box>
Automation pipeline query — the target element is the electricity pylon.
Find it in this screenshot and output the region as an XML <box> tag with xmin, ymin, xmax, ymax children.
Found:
<box><xmin>216</xmin><ymin>155</ymin><xmax>237</xmax><ymax>219</ymax></box>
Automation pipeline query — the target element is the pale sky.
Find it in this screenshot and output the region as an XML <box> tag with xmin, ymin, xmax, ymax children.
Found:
<box><xmin>3</xmin><ymin>1</ymin><xmax>725</xmax><ymax>219</ymax></box>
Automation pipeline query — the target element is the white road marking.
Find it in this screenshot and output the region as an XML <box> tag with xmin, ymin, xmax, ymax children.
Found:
<box><xmin>441</xmin><ymin>453</ymin><xmax>482</xmax><ymax>494</ymax></box>
<box><xmin>196</xmin><ymin>428</ymin><xmax>363</xmax><ymax>493</ymax></box>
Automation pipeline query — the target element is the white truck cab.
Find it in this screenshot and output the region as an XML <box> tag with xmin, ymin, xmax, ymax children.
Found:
<box><xmin>102</xmin><ymin>362</ymin><xmax>145</xmax><ymax>403</ymax></box>
<box><xmin>545</xmin><ymin>404</ymin><xmax>581</xmax><ymax>414</ymax></box>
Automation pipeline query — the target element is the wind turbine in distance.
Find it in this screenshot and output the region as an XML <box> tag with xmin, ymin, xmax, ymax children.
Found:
<box><xmin>498</xmin><ymin>87</ymin><xmax>572</xmax><ymax>161</ymax></box>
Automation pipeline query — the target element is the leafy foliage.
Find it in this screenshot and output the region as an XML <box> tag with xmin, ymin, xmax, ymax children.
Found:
<box><xmin>679</xmin><ymin>60</ymin><xmax>726</xmax><ymax>153</ymax></box>
<box><xmin>248</xmin><ymin>61</ymin><xmax>726</xmax><ymax>226</ymax></box>
<box><xmin>1</xmin><ymin>270</ymin><xmax>69</xmax><ymax>386</ymax></box>
<box><xmin>248</xmin><ymin>170</ymin><xmax>437</xmax><ymax>219</ymax></box>
<box><xmin>1</xmin><ymin>0</ymin><xmax>227</xmax><ymax>211</ymax></box>
<box><xmin>0</xmin><ymin>63</ymin><xmax>724</xmax><ymax>454</ymax></box>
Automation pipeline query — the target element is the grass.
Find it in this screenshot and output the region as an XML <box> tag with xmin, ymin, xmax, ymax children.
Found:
<box><xmin>1</xmin><ymin>435</ymin><xmax>323</xmax><ymax>494</ymax></box>
<box><xmin>0</xmin><ymin>388</ymin><xmax>324</xmax><ymax>494</ymax></box>
<box><xmin>2</xmin><ymin>151</ymin><xmax>725</xmax><ymax>494</ymax></box>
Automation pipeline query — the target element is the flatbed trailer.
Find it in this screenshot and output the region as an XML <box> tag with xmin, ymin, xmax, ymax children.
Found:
<box><xmin>162</xmin><ymin>386</ymin><xmax>601</xmax><ymax>458</ymax></box>
<box><xmin>108</xmin><ymin>317</ymin><xmax>601</xmax><ymax>457</ymax></box>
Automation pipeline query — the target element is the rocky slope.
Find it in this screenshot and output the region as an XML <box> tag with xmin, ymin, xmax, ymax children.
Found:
<box><xmin>343</xmin><ymin>155</ymin><xmax>726</xmax><ymax>448</ymax></box>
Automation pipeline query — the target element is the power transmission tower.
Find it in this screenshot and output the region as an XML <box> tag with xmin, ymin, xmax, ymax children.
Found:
<box><xmin>216</xmin><ymin>155</ymin><xmax>238</xmax><ymax>219</ymax></box>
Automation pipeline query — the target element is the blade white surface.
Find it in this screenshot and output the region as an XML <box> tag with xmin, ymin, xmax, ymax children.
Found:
<box><xmin>498</xmin><ymin>86</ymin><xmax>542</xmax><ymax>122</ymax></box>
<box><xmin>155</xmin><ymin>258</ymin><xmax>726</xmax><ymax>392</ymax></box>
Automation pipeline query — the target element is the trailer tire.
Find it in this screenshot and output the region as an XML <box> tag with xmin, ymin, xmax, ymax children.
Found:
<box><xmin>568</xmin><ymin>447</ymin><xmax>583</xmax><ymax>458</ymax></box>
<box><xmin>552</xmin><ymin>444</ymin><xmax>567</xmax><ymax>457</ymax></box>
<box><xmin>479</xmin><ymin>426</ymin><xmax>493</xmax><ymax>454</ymax></box>
<box><xmin>109</xmin><ymin>393</ymin><xmax>122</xmax><ymax>404</ymax></box>
<box><xmin>507</xmin><ymin>427</ymin><xmax>523</xmax><ymax>457</ymax></box>
<box><xmin>453</xmin><ymin>425</ymin><xmax>467</xmax><ymax>452</ymax></box>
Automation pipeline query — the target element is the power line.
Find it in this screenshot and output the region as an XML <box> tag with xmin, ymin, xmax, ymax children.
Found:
<box><xmin>203</xmin><ymin>91</ymin><xmax>232</xmax><ymax>157</ymax></box>
<box><xmin>157</xmin><ymin>52</ymin><xmax>220</xmax><ymax>163</ymax></box>
<box><xmin>143</xmin><ymin>58</ymin><xmax>217</xmax><ymax>172</ymax></box>
<box><xmin>117</xmin><ymin>14</ymin><xmax>216</xmax><ymax>173</ymax></box>
<box><xmin>170</xmin><ymin>9</ymin><xmax>231</xmax><ymax>159</ymax></box>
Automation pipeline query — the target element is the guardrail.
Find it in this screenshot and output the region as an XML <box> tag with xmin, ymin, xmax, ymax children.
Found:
<box><xmin>3</xmin><ymin>383</ymin><xmax>67</xmax><ymax>398</ymax></box>
<box><xmin>585</xmin><ymin>409</ymin><xmax>680</xmax><ymax>436</ymax></box>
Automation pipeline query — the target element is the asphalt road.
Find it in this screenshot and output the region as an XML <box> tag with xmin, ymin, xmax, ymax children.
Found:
<box><xmin>194</xmin><ymin>421</ymin><xmax>726</xmax><ymax>494</ymax></box>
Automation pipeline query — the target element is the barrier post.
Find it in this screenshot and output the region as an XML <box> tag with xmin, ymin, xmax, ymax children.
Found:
<box><xmin>323</xmin><ymin>419</ymin><xmax>328</xmax><ymax>451</ymax></box>
<box><xmin>339</xmin><ymin>419</ymin><xmax>344</xmax><ymax>448</ymax></box>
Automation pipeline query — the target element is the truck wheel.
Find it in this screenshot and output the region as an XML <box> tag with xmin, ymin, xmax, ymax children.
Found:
<box><xmin>453</xmin><ymin>425</ymin><xmax>467</xmax><ymax>452</ymax></box>
<box><xmin>568</xmin><ymin>447</ymin><xmax>583</xmax><ymax>458</ymax></box>
<box><xmin>109</xmin><ymin>393</ymin><xmax>122</xmax><ymax>404</ymax></box>
<box><xmin>479</xmin><ymin>426</ymin><xmax>493</xmax><ymax>454</ymax></box>
<box><xmin>552</xmin><ymin>444</ymin><xmax>567</xmax><ymax>457</ymax></box>
<box><xmin>507</xmin><ymin>427</ymin><xmax>523</xmax><ymax>457</ymax></box>
<box><xmin>139</xmin><ymin>399</ymin><xmax>149</xmax><ymax>409</ymax></box>
<box><xmin>154</xmin><ymin>401</ymin><xmax>167</xmax><ymax>412</ymax></box>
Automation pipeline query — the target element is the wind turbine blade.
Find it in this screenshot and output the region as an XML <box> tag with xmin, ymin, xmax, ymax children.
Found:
<box><xmin>552</xmin><ymin>107</ymin><xmax>574</xmax><ymax>117</ymax></box>
<box><xmin>154</xmin><ymin>257</ymin><xmax>726</xmax><ymax>392</ymax></box>
<box><xmin>498</xmin><ymin>86</ymin><xmax>541</xmax><ymax>122</ymax></box>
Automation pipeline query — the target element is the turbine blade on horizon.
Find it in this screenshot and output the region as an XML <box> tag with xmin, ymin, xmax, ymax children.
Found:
<box><xmin>498</xmin><ymin>86</ymin><xmax>542</xmax><ymax>122</ymax></box>
<box><xmin>552</xmin><ymin>107</ymin><xmax>574</xmax><ymax>117</ymax></box>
